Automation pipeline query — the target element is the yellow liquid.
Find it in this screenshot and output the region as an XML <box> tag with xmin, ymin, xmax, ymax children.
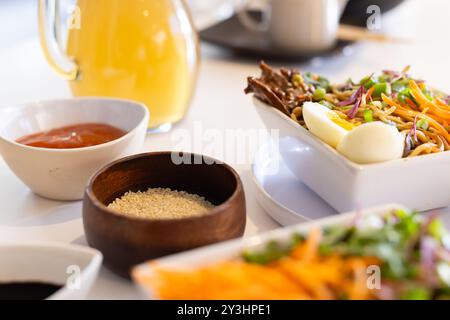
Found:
<box><xmin>67</xmin><ymin>0</ymin><xmax>199</xmax><ymax>128</ymax></box>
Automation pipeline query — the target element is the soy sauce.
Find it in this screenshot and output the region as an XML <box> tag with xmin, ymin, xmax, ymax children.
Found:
<box><xmin>0</xmin><ymin>282</ymin><xmax>62</xmax><ymax>300</ymax></box>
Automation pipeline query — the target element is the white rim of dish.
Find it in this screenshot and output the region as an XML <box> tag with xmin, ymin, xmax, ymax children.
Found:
<box><xmin>0</xmin><ymin>241</ymin><xmax>103</xmax><ymax>296</ymax></box>
<box><xmin>0</xmin><ymin>97</ymin><xmax>150</xmax><ymax>153</ymax></box>
<box><xmin>250</xmin><ymin>142</ymin><xmax>313</xmax><ymax>222</ymax></box>
<box><xmin>254</xmin><ymin>97</ymin><xmax>450</xmax><ymax>172</ymax></box>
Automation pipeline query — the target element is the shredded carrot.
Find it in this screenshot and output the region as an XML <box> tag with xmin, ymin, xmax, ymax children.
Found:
<box><xmin>430</xmin><ymin>106</ymin><xmax>450</xmax><ymax>120</ymax></box>
<box><xmin>409</xmin><ymin>80</ymin><xmax>450</xmax><ymax>121</ymax></box>
<box><xmin>405</xmin><ymin>97</ymin><xmax>419</xmax><ymax>110</ymax></box>
<box><xmin>436</xmin><ymin>98</ymin><xmax>450</xmax><ymax>111</ymax></box>
<box><xmin>382</xmin><ymin>93</ymin><xmax>450</xmax><ymax>143</ymax></box>
<box><xmin>366</xmin><ymin>86</ymin><xmax>375</xmax><ymax>101</ymax></box>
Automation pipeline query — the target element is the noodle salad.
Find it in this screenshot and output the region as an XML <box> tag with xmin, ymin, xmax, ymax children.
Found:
<box><xmin>245</xmin><ymin>62</ymin><xmax>450</xmax><ymax>158</ymax></box>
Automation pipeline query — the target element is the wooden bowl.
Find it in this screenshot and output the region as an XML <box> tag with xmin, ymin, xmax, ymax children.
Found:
<box><xmin>82</xmin><ymin>152</ymin><xmax>246</xmax><ymax>278</ymax></box>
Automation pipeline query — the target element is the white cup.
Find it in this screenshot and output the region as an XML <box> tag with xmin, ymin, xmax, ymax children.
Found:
<box><xmin>238</xmin><ymin>0</ymin><xmax>349</xmax><ymax>53</ymax></box>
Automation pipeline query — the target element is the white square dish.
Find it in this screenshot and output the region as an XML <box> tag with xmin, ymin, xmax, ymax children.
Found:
<box><xmin>253</xmin><ymin>97</ymin><xmax>450</xmax><ymax>212</ymax></box>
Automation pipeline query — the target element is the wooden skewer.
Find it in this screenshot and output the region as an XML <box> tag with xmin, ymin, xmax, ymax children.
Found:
<box><xmin>337</xmin><ymin>24</ymin><xmax>409</xmax><ymax>43</ymax></box>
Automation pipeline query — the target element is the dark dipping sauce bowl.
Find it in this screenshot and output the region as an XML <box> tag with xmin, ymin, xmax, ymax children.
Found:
<box><xmin>83</xmin><ymin>152</ymin><xmax>246</xmax><ymax>278</ymax></box>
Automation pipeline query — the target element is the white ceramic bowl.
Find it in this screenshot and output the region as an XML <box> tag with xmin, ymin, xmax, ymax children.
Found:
<box><xmin>133</xmin><ymin>203</ymin><xmax>403</xmax><ymax>299</ymax></box>
<box><xmin>253</xmin><ymin>97</ymin><xmax>450</xmax><ymax>212</ymax></box>
<box><xmin>0</xmin><ymin>98</ymin><xmax>149</xmax><ymax>201</ymax></box>
<box><xmin>0</xmin><ymin>242</ymin><xmax>102</xmax><ymax>300</ymax></box>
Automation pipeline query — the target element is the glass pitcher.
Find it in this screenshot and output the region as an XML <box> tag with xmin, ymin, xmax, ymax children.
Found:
<box><xmin>38</xmin><ymin>0</ymin><xmax>200</xmax><ymax>131</ymax></box>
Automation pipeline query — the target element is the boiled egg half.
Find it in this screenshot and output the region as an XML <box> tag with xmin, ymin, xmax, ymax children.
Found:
<box><xmin>302</xmin><ymin>102</ymin><xmax>404</xmax><ymax>164</ymax></box>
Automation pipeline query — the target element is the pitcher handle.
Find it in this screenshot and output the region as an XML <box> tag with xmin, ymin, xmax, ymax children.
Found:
<box><xmin>38</xmin><ymin>0</ymin><xmax>79</xmax><ymax>80</ymax></box>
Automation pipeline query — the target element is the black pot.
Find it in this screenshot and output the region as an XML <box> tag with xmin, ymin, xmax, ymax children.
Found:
<box><xmin>341</xmin><ymin>0</ymin><xmax>406</xmax><ymax>26</ymax></box>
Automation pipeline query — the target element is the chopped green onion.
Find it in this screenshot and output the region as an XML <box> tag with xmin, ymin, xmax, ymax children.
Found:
<box><xmin>421</xmin><ymin>85</ymin><xmax>434</xmax><ymax>101</ymax></box>
<box><xmin>428</xmin><ymin>219</ymin><xmax>444</xmax><ymax>239</ymax></box>
<box><xmin>313</xmin><ymin>87</ymin><xmax>327</xmax><ymax>101</ymax></box>
<box><xmin>364</xmin><ymin>109</ymin><xmax>374</xmax><ymax>122</ymax></box>
<box><xmin>391</xmin><ymin>80</ymin><xmax>409</xmax><ymax>93</ymax></box>
<box><xmin>398</xmin><ymin>91</ymin><xmax>412</xmax><ymax>104</ymax></box>
<box><xmin>416</xmin><ymin>119</ymin><xmax>429</xmax><ymax>131</ymax></box>
<box><xmin>319</xmin><ymin>244</ymin><xmax>333</xmax><ymax>256</ymax></box>
<box><xmin>401</xmin><ymin>287</ymin><xmax>431</xmax><ymax>300</ymax></box>
<box><xmin>373</xmin><ymin>82</ymin><xmax>392</xmax><ymax>98</ymax></box>
<box><xmin>395</xmin><ymin>209</ymin><xmax>409</xmax><ymax>219</ymax></box>
<box><xmin>377</xmin><ymin>74</ymin><xmax>390</xmax><ymax>83</ymax></box>
<box><xmin>290</xmin><ymin>233</ymin><xmax>305</xmax><ymax>247</ymax></box>
<box><xmin>360</xmin><ymin>75</ymin><xmax>377</xmax><ymax>90</ymax></box>
<box><xmin>319</xmin><ymin>100</ymin><xmax>335</xmax><ymax>109</ymax></box>
<box><xmin>242</xmin><ymin>240</ymin><xmax>290</xmax><ymax>265</ymax></box>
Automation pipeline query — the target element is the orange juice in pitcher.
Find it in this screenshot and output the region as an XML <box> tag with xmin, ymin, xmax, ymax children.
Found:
<box><xmin>39</xmin><ymin>0</ymin><xmax>199</xmax><ymax>130</ymax></box>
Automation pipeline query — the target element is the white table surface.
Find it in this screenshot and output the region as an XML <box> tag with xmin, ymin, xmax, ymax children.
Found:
<box><xmin>0</xmin><ymin>0</ymin><xmax>449</xmax><ymax>299</ymax></box>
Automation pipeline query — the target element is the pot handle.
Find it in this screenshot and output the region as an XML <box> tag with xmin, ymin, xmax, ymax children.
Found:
<box><xmin>38</xmin><ymin>0</ymin><xmax>79</xmax><ymax>80</ymax></box>
<box><xmin>338</xmin><ymin>0</ymin><xmax>350</xmax><ymax>15</ymax></box>
<box><xmin>236</xmin><ymin>0</ymin><xmax>271</xmax><ymax>33</ymax></box>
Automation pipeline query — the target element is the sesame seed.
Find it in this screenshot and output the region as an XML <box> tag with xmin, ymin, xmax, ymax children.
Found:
<box><xmin>108</xmin><ymin>188</ymin><xmax>215</xmax><ymax>220</ymax></box>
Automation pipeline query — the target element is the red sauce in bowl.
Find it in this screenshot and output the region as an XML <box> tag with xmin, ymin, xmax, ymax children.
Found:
<box><xmin>16</xmin><ymin>123</ymin><xmax>127</xmax><ymax>149</ymax></box>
